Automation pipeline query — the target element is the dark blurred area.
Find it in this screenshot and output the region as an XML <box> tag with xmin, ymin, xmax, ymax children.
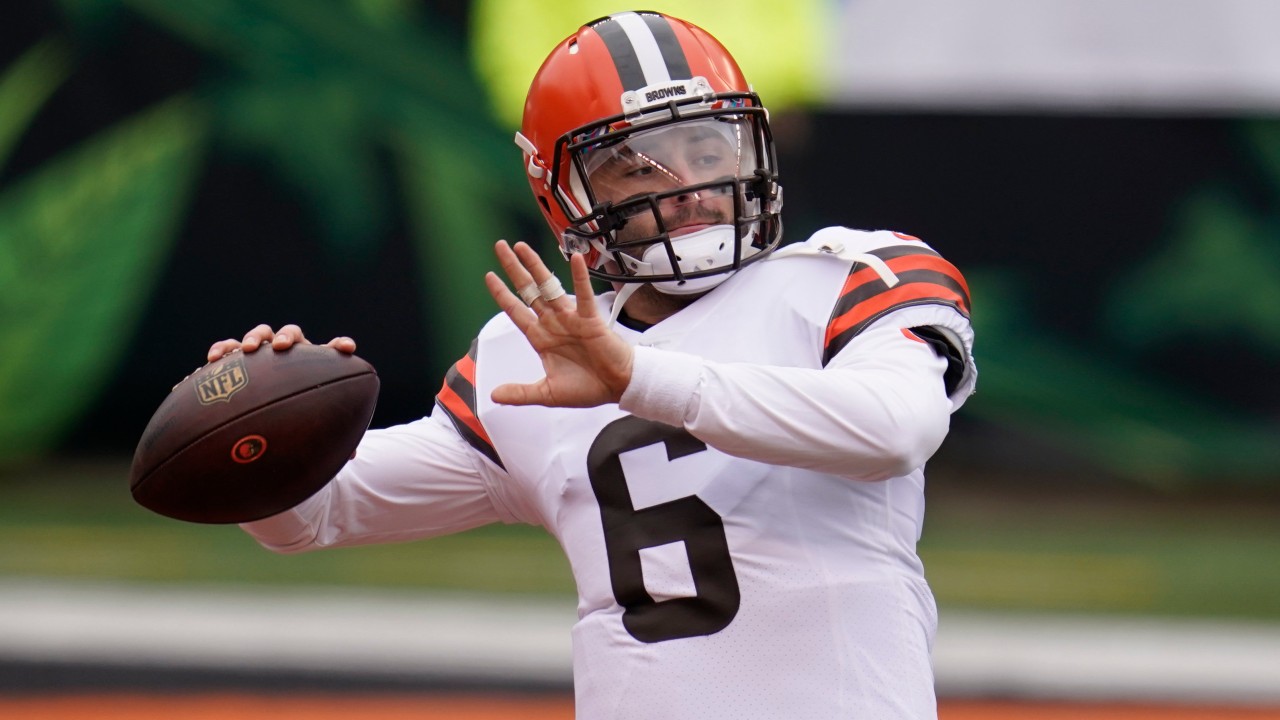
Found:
<box><xmin>2</xmin><ymin>0</ymin><xmax>1278</xmax><ymax>489</ymax></box>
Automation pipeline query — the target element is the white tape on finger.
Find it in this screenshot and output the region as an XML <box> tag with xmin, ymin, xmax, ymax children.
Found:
<box><xmin>538</xmin><ymin>276</ymin><xmax>566</xmax><ymax>302</ymax></box>
<box><xmin>517</xmin><ymin>282</ymin><xmax>541</xmax><ymax>306</ymax></box>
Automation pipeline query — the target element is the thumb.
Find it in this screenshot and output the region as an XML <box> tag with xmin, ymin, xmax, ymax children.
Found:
<box><xmin>491</xmin><ymin>382</ymin><xmax>541</xmax><ymax>407</ymax></box>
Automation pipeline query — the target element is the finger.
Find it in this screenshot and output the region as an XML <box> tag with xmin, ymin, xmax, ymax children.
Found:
<box><xmin>494</xmin><ymin>240</ymin><xmax>545</xmax><ymax>314</ymax></box>
<box><xmin>272</xmin><ymin>323</ymin><xmax>311</xmax><ymax>350</ymax></box>
<box><xmin>241</xmin><ymin>324</ymin><xmax>276</xmax><ymax>353</ymax></box>
<box><xmin>495</xmin><ymin>240</ymin><xmax>537</xmax><ymax>292</ymax></box>
<box><xmin>570</xmin><ymin>253</ymin><xmax>599</xmax><ymax>320</ymax></box>
<box><xmin>485</xmin><ymin>271</ymin><xmax>538</xmax><ymax>335</ymax></box>
<box><xmin>491</xmin><ymin>380</ymin><xmax>547</xmax><ymax>407</ymax></box>
<box><xmin>207</xmin><ymin>339</ymin><xmax>242</xmax><ymax>363</ymax></box>
<box><xmin>512</xmin><ymin>242</ymin><xmax>571</xmax><ymax>310</ymax></box>
<box><xmin>325</xmin><ymin>336</ymin><xmax>357</xmax><ymax>354</ymax></box>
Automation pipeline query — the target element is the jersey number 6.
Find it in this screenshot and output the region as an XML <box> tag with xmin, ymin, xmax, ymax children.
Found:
<box><xmin>587</xmin><ymin>416</ymin><xmax>741</xmax><ymax>643</ymax></box>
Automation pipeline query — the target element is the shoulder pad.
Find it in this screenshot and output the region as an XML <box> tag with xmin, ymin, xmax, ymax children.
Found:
<box><xmin>772</xmin><ymin>234</ymin><xmax>904</xmax><ymax>289</ymax></box>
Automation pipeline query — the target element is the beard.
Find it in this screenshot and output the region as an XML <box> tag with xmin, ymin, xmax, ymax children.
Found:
<box><xmin>619</xmin><ymin>281</ymin><xmax>707</xmax><ymax>324</ymax></box>
<box><xmin>606</xmin><ymin>198</ymin><xmax>734</xmax><ymax>322</ymax></box>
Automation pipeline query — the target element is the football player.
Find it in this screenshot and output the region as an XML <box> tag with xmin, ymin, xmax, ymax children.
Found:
<box><xmin>211</xmin><ymin>11</ymin><xmax>976</xmax><ymax>718</ymax></box>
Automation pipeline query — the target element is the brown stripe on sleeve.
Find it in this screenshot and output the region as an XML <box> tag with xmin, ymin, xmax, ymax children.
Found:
<box><xmin>822</xmin><ymin>246</ymin><xmax>971</xmax><ymax>366</ymax></box>
<box><xmin>435</xmin><ymin>339</ymin><xmax>504</xmax><ymax>469</ymax></box>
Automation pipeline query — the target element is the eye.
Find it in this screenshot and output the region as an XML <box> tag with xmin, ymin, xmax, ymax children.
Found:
<box><xmin>692</xmin><ymin>153</ymin><xmax>724</xmax><ymax>168</ymax></box>
<box><xmin>625</xmin><ymin>165</ymin><xmax>656</xmax><ymax>178</ymax></box>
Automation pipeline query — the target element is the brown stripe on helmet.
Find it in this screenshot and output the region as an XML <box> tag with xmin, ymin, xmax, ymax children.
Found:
<box><xmin>639</xmin><ymin>12</ymin><xmax>691</xmax><ymax>79</ymax></box>
<box><xmin>591</xmin><ymin>15</ymin><xmax>647</xmax><ymax>90</ymax></box>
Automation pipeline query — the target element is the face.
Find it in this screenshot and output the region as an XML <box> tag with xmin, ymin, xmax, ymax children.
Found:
<box><xmin>583</xmin><ymin>118</ymin><xmax>754</xmax><ymax>244</ymax></box>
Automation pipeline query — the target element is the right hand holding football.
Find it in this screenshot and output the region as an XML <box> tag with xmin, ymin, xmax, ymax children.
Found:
<box><xmin>207</xmin><ymin>324</ymin><xmax>357</xmax><ymax>363</ymax></box>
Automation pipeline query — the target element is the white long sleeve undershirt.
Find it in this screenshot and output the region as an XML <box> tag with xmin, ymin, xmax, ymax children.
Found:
<box><xmin>619</xmin><ymin>323</ymin><xmax>953</xmax><ymax>482</ymax></box>
<box><xmin>243</xmin><ymin>322</ymin><xmax>953</xmax><ymax>552</ymax></box>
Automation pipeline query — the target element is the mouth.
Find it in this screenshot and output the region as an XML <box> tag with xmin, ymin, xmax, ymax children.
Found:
<box><xmin>670</xmin><ymin>224</ymin><xmax>710</xmax><ymax>238</ymax></box>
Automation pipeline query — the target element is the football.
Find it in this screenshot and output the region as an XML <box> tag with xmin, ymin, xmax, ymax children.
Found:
<box><xmin>129</xmin><ymin>345</ymin><xmax>379</xmax><ymax>524</ymax></box>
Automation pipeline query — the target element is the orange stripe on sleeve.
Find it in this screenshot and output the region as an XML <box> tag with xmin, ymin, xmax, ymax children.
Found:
<box><xmin>436</xmin><ymin>380</ymin><xmax>493</xmax><ymax>448</ymax></box>
<box><xmin>456</xmin><ymin>352</ymin><xmax>477</xmax><ymax>384</ymax></box>
<box><xmin>825</xmin><ymin>283</ymin><xmax>970</xmax><ymax>346</ymax></box>
<box><xmin>838</xmin><ymin>254</ymin><xmax>970</xmax><ymax>303</ymax></box>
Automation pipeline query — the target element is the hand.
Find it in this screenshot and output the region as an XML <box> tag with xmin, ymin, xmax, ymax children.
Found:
<box><xmin>206</xmin><ymin>324</ymin><xmax>357</xmax><ymax>363</ymax></box>
<box><xmin>485</xmin><ymin>240</ymin><xmax>634</xmax><ymax>408</ymax></box>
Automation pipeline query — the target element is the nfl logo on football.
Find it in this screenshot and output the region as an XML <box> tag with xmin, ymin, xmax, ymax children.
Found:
<box><xmin>196</xmin><ymin>356</ymin><xmax>248</xmax><ymax>404</ymax></box>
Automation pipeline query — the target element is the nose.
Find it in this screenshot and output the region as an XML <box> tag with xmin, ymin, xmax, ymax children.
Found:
<box><xmin>671</xmin><ymin>188</ymin><xmax>702</xmax><ymax>205</ymax></box>
<box><xmin>660</xmin><ymin>182</ymin><xmax>731</xmax><ymax>212</ymax></box>
<box><xmin>656</xmin><ymin>188</ymin><xmax>716</xmax><ymax>224</ymax></box>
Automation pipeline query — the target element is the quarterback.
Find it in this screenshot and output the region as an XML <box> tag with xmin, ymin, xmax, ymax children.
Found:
<box><xmin>213</xmin><ymin>11</ymin><xmax>976</xmax><ymax>719</ymax></box>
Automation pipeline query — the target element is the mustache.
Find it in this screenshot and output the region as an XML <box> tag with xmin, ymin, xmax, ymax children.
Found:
<box><xmin>660</xmin><ymin>201</ymin><xmax>731</xmax><ymax>229</ymax></box>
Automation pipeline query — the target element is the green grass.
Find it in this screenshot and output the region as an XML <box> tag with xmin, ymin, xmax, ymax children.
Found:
<box><xmin>919</xmin><ymin>482</ymin><xmax>1280</xmax><ymax>619</ymax></box>
<box><xmin>0</xmin><ymin>460</ymin><xmax>576</xmax><ymax>596</ymax></box>
<box><xmin>4</xmin><ymin>460</ymin><xmax>1279</xmax><ymax>620</ymax></box>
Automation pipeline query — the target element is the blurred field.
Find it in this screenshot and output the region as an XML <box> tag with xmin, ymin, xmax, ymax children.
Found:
<box><xmin>921</xmin><ymin>476</ymin><xmax>1280</xmax><ymax>619</ymax></box>
<box><xmin>2</xmin><ymin>459</ymin><xmax>1278</xmax><ymax>620</ymax></box>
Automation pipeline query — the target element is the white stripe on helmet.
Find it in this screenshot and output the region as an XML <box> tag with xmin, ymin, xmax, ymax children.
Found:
<box><xmin>610</xmin><ymin>12</ymin><xmax>672</xmax><ymax>86</ymax></box>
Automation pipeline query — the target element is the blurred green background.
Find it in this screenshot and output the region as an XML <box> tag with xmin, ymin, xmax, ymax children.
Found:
<box><xmin>1</xmin><ymin>0</ymin><xmax>1277</xmax><ymax>621</ymax></box>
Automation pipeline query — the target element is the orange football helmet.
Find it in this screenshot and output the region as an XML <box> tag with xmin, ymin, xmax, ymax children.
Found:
<box><xmin>515</xmin><ymin>11</ymin><xmax>783</xmax><ymax>294</ymax></box>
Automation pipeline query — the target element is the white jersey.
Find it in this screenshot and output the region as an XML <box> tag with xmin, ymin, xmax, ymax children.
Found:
<box><xmin>243</xmin><ymin>227</ymin><xmax>976</xmax><ymax>719</ymax></box>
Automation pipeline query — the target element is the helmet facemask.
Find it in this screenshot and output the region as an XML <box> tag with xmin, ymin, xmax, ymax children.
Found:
<box><xmin>554</xmin><ymin>94</ymin><xmax>783</xmax><ymax>295</ymax></box>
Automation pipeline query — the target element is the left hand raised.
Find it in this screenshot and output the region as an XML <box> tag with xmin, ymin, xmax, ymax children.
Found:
<box><xmin>484</xmin><ymin>240</ymin><xmax>634</xmax><ymax>408</ymax></box>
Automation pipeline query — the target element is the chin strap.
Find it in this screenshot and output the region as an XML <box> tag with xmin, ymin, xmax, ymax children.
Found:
<box><xmin>608</xmin><ymin>282</ymin><xmax>644</xmax><ymax>328</ymax></box>
<box><xmin>607</xmin><ymin>238</ymin><xmax>903</xmax><ymax>329</ymax></box>
<box><xmin>772</xmin><ymin>238</ymin><xmax>901</xmax><ymax>288</ymax></box>
<box><xmin>846</xmin><ymin>252</ymin><xmax>900</xmax><ymax>287</ymax></box>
